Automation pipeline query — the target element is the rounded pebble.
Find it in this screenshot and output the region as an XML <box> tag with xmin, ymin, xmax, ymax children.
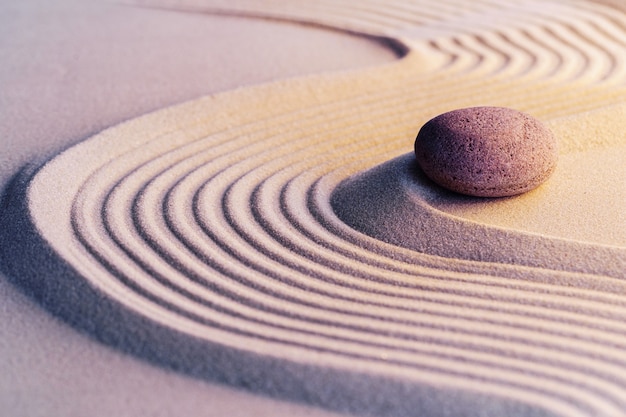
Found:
<box><xmin>414</xmin><ymin>106</ymin><xmax>558</xmax><ymax>197</ymax></box>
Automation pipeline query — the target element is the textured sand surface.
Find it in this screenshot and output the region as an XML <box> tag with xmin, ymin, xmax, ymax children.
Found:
<box><xmin>1</xmin><ymin>0</ymin><xmax>625</xmax><ymax>416</ymax></box>
<box><xmin>0</xmin><ymin>2</ymin><xmax>391</xmax><ymax>416</ymax></box>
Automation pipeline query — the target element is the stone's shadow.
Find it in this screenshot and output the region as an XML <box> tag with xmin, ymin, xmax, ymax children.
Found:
<box><xmin>407</xmin><ymin>159</ymin><xmax>516</xmax><ymax>205</ymax></box>
<box><xmin>0</xmin><ymin>164</ymin><xmax>560</xmax><ymax>417</ymax></box>
<box><xmin>331</xmin><ymin>153</ymin><xmax>624</xmax><ymax>278</ymax></box>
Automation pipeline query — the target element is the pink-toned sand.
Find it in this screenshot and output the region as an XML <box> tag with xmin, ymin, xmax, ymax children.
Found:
<box><xmin>0</xmin><ymin>1</ymin><xmax>392</xmax><ymax>416</ymax></box>
<box><xmin>1</xmin><ymin>0</ymin><xmax>625</xmax><ymax>416</ymax></box>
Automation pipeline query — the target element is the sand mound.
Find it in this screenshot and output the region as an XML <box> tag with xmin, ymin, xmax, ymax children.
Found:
<box><xmin>2</xmin><ymin>0</ymin><xmax>626</xmax><ymax>415</ymax></box>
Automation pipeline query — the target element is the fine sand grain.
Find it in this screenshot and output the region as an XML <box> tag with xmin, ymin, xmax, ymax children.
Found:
<box><xmin>0</xmin><ymin>2</ymin><xmax>392</xmax><ymax>417</ymax></box>
<box><xmin>2</xmin><ymin>0</ymin><xmax>626</xmax><ymax>416</ymax></box>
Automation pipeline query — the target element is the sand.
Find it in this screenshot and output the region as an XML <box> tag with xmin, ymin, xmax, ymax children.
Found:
<box><xmin>0</xmin><ymin>1</ymin><xmax>390</xmax><ymax>416</ymax></box>
<box><xmin>1</xmin><ymin>0</ymin><xmax>625</xmax><ymax>416</ymax></box>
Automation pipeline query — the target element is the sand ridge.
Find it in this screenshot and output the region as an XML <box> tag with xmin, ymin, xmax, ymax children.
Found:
<box><xmin>3</xmin><ymin>0</ymin><xmax>626</xmax><ymax>416</ymax></box>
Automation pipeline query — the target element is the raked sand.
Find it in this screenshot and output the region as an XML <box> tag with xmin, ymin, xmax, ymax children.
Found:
<box><xmin>2</xmin><ymin>0</ymin><xmax>626</xmax><ymax>416</ymax></box>
<box><xmin>0</xmin><ymin>2</ymin><xmax>392</xmax><ymax>416</ymax></box>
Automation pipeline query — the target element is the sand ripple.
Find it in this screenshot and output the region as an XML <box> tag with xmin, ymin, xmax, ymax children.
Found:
<box><xmin>3</xmin><ymin>0</ymin><xmax>626</xmax><ymax>415</ymax></box>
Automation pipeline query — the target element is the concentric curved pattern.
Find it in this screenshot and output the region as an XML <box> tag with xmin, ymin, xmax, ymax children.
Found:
<box><xmin>8</xmin><ymin>0</ymin><xmax>626</xmax><ymax>415</ymax></box>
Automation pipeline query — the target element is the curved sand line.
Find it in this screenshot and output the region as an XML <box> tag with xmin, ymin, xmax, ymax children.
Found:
<box><xmin>2</xmin><ymin>0</ymin><xmax>626</xmax><ymax>416</ymax></box>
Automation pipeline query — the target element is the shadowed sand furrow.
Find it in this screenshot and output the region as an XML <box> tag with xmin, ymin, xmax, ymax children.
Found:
<box><xmin>3</xmin><ymin>0</ymin><xmax>625</xmax><ymax>416</ymax></box>
<box><xmin>89</xmin><ymin>157</ymin><xmax>626</xmax><ymax>412</ymax></box>
<box><xmin>78</xmin><ymin>146</ymin><xmax>626</xmax><ymax>412</ymax></box>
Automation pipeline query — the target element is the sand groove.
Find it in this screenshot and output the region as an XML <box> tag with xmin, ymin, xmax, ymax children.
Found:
<box><xmin>6</xmin><ymin>0</ymin><xmax>626</xmax><ymax>415</ymax></box>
